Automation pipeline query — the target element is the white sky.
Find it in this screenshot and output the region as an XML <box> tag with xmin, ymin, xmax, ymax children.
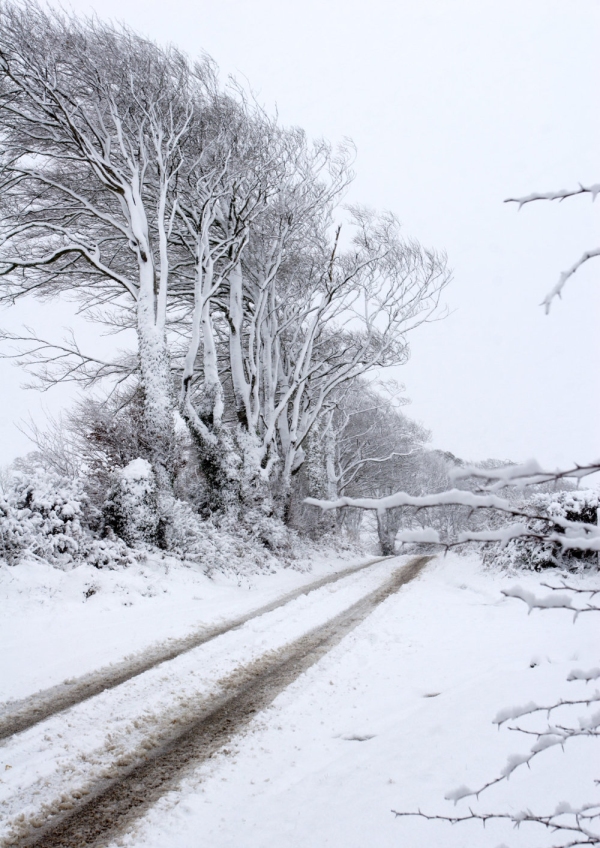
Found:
<box><xmin>1</xmin><ymin>0</ymin><xmax>598</xmax><ymax>468</ymax></box>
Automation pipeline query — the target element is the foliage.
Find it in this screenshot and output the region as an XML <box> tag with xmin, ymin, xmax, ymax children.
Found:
<box><xmin>103</xmin><ymin>459</ymin><xmax>160</xmax><ymax>547</ymax></box>
<box><xmin>484</xmin><ymin>489</ymin><xmax>599</xmax><ymax>571</ymax></box>
<box><xmin>0</xmin><ymin>467</ymin><xmax>137</xmax><ymax>568</ymax></box>
<box><xmin>0</xmin><ymin>469</ymin><xmax>86</xmax><ymax>565</ymax></box>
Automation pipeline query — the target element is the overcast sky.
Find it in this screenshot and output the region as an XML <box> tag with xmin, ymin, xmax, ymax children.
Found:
<box><xmin>1</xmin><ymin>0</ymin><xmax>598</xmax><ymax>469</ymax></box>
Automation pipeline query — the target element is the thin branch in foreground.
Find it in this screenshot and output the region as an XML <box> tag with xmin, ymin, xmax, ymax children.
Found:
<box><xmin>505</xmin><ymin>184</ymin><xmax>600</xmax><ymax>207</ymax></box>
<box><xmin>392</xmin><ymin>806</ymin><xmax>600</xmax><ymax>846</ymax></box>
<box><xmin>540</xmin><ymin>248</ymin><xmax>600</xmax><ymax>314</ymax></box>
<box><xmin>504</xmin><ymin>183</ymin><xmax>600</xmax><ymax>313</ymax></box>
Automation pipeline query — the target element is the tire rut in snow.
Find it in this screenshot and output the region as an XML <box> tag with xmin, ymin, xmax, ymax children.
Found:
<box><xmin>0</xmin><ymin>556</ymin><xmax>390</xmax><ymax>741</ymax></box>
<box><xmin>10</xmin><ymin>555</ymin><xmax>432</xmax><ymax>848</ymax></box>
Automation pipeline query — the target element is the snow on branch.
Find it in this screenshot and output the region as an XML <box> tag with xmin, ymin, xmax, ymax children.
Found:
<box><xmin>505</xmin><ymin>183</ymin><xmax>600</xmax><ymax>207</ymax></box>
<box><xmin>305</xmin><ymin>487</ymin><xmax>511</xmax><ymax>514</ymax></box>
<box><xmin>502</xmin><ymin>583</ymin><xmax>600</xmax><ymax>618</ymax></box>
<box><xmin>305</xmin><ymin>479</ymin><xmax>600</xmax><ymax>556</ymax></box>
<box><xmin>541</xmin><ymin>247</ymin><xmax>600</xmax><ymax>314</ymax></box>
<box><xmin>493</xmin><ymin>694</ymin><xmax>600</xmax><ymax>727</ymax></box>
<box><xmin>450</xmin><ymin>459</ymin><xmax>600</xmax><ymax>491</ymax></box>
<box><xmin>393</xmin><ymin>804</ymin><xmax>600</xmax><ymax>845</ymax></box>
<box><xmin>394</xmin><ymin>680</ymin><xmax>600</xmax><ymax>842</ymax></box>
<box><xmin>445</xmin><ymin>700</ymin><xmax>600</xmax><ymax>802</ymax></box>
<box><xmin>393</xmin><ymin>579</ymin><xmax>600</xmax><ymax>844</ymax></box>
<box><xmin>505</xmin><ymin>181</ymin><xmax>600</xmax><ymax>313</ymax></box>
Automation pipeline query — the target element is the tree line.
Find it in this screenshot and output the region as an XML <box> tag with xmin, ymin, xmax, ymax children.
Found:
<box><xmin>0</xmin><ymin>1</ymin><xmax>450</xmax><ymax>547</ymax></box>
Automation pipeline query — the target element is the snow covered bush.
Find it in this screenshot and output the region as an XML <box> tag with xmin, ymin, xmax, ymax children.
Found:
<box><xmin>103</xmin><ymin>459</ymin><xmax>159</xmax><ymax>547</ymax></box>
<box><xmin>84</xmin><ymin>536</ymin><xmax>140</xmax><ymax>570</ymax></box>
<box><xmin>155</xmin><ymin>494</ymin><xmax>214</xmax><ymax>557</ymax></box>
<box><xmin>227</xmin><ymin>504</ymin><xmax>294</xmax><ymax>554</ymax></box>
<box><xmin>0</xmin><ymin>493</ymin><xmax>32</xmax><ymax>565</ymax></box>
<box><xmin>0</xmin><ymin>470</ymin><xmax>88</xmax><ymax>566</ymax></box>
<box><xmin>484</xmin><ymin>489</ymin><xmax>599</xmax><ymax>571</ymax></box>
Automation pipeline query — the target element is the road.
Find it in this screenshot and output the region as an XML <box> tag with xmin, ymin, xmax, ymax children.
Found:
<box><xmin>0</xmin><ymin>555</ymin><xmax>431</xmax><ymax>848</ymax></box>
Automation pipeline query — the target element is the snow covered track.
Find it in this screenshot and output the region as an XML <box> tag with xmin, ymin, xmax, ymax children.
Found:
<box><xmin>1</xmin><ymin>555</ymin><xmax>431</xmax><ymax>848</ymax></box>
<box><xmin>0</xmin><ymin>556</ymin><xmax>390</xmax><ymax>742</ymax></box>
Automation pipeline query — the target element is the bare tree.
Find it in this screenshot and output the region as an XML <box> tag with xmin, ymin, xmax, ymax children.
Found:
<box><xmin>270</xmin><ymin>207</ymin><xmax>449</xmax><ymax>516</ymax></box>
<box><xmin>167</xmin><ymin>127</ymin><xmax>449</xmax><ymax>518</ymax></box>
<box><xmin>0</xmin><ymin>2</ymin><xmax>201</xmax><ymax>489</ymax></box>
<box><xmin>315</xmin><ymin>380</ymin><xmax>429</xmax><ymax>552</ymax></box>
<box><xmin>0</xmin><ymin>2</ymin><xmax>450</xmax><ymax>526</ymax></box>
<box><xmin>306</xmin><ymin>179</ymin><xmax>599</xmax><ymax>549</ymax></box>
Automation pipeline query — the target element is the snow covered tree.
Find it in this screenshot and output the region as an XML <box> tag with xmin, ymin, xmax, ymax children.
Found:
<box><xmin>288</xmin><ymin>379</ymin><xmax>429</xmax><ymax>541</ymax></box>
<box><xmin>306</xmin><ymin>179</ymin><xmax>599</xmax><ymax>554</ymax></box>
<box><xmin>166</xmin><ymin>127</ymin><xmax>449</xmax><ymax>520</ymax></box>
<box><xmin>271</xmin><ymin>207</ymin><xmax>448</xmax><ymax>518</ymax></box>
<box><xmin>169</xmin><ymin>115</ymin><xmax>353</xmax><ymax>513</ymax></box>
<box><xmin>0</xmin><ymin>2</ymin><xmax>450</xmax><ymax>535</ymax></box>
<box><xmin>320</xmin><ymin>381</ymin><xmax>429</xmax><ymax>552</ymax></box>
<box><xmin>0</xmin><ymin>2</ymin><xmax>201</xmax><ymax>491</ymax></box>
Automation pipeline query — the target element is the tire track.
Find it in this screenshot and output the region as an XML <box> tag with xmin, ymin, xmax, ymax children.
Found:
<box><xmin>0</xmin><ymin>555</ymin><xmax>389</xmax><ymax>741</ymax></box>
<box><xmin>6</xmin><ymin>555</ymin><xmax>431</xmax><ymax>848</ymax></box>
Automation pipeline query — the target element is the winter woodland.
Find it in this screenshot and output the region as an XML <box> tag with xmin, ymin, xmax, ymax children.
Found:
<box><xmin>0</xmin><ymin>1</ymin><xmax>454</xmax><ymax>566</ymax></box>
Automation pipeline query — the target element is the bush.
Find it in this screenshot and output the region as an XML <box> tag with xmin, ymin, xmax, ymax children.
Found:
<box><xmin>103</xmin><ymin>458</ymin><xmax>159</xmax><ymax>547</ymax></box>
<box><xmin>0</xmin><ymin>470</ymin><xmax>87</xmax><ymax>565</ymax></box>
<box><xmin>483</xmin><ymin>489</ymin><xmax>599</xmax><ymax>571</ymax></box>
<box><xmin>0</xmin><ymin>456</ymin><xmax>298</xmax><ymax>576</ymax></box>
<box><xmin>84</xmin><ymin>535</ymin><xmax>140</xmax><ymax>569</ymax></box>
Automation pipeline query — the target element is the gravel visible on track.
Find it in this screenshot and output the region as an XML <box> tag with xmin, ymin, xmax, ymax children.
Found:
<box><xmin>0</xmin><ymin>556</ymin><xmax>389</xmax><ymax>741</ymax></box>
<box><xmin>8</xmin><ymin>556</ymin><xmax>431</xmax><ymax>848</ymax></box>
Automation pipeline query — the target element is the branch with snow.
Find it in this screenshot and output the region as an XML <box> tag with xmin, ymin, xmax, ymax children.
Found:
<box><xmin>505</xmin><ymin>182</ymin><xmax>600</xmax><ymax>313</ymax></box>
<box><xmin>502</xmin><ymin>584</ymin><xmax>600</xmax><ymax>618</ymax></box>
<box><xmin>393</xmin><ymin>578</ymin><xmax>600</xmax><ymax>847</ymax></box>
<box><xmin>540</xmin><ymin>248</ymin><xmax>600</xmax><ymax>314</ymax></box>
<box><xmin>450</xmin><ymin>459</ymin><xmax>600</xmax><ymax>491</ymax></box>
<box><xmin>305</xmin><ymin>484</ymin><xmax>600</xmax><ymax>555</ymax></box>
<box><xmin>393</xmin><ymin>804</ymin><xmax>600</xmax><ymax>846</ymax></box>
<box><xmin>505</xmin><ymin>184</ymin><xmax>600</xmax><ymax>207</ymax></box>
<box><xmin>306</xmin><ymin>456</ymin><xmax>600</xmax><ymax>562</ymax></box>
<box><xmin>393</xmin><ymin>679</ymin><xmax>600</xmax><ymax>845</ymax></box>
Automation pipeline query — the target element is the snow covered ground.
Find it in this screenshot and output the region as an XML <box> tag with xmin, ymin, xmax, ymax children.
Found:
<box><xmin>0</xmin><ymin>551</ymin><xmax>597</xmax><ymax>847</ymax></box>
<box><xmin>0</xmin><ymin>545</ymin><xmax>366</xmax><ymax>703</ymax></box>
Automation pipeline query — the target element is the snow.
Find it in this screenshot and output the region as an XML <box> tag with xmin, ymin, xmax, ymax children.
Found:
<box><xmin>0</xmin><ymin>547</ymin><xmax>368</xmax><ymax>703</ymax></box>
<box><xmin>119</xmin><ymin>458</ymin><xmax>153</xmax><ymax>481</ymax></box>
<box><xmin>502</xmin><ymin>584</ymin><xmax>574</xmax><ymax>611</ymax></box>
<box><xmin>493</xmin><ymin>702</ymin><xmax>540</xmax><ymax>725</ymax></box>
<box><xmin>307</xmin><ymin>486</ymin><xmax>512</xmax><ymax>513</ymax></box>
<box><xmin>567</xmin><ymin>667</ymin><xmax>600</xmax><ymax>682</ymax></box>
<box><xmin>106</xmin><ymin>554</ymin><xmax>596</xmax><ymax>848</ymax></box>
<box><xmin>396</xmin><ymin>527</ymin><xmax>440</xmax><ymax>543</ymax></box>
<box><xmin>1</xmin><ymin>552</ymin><xmax>597</xmax><ymax>847</ymax></box>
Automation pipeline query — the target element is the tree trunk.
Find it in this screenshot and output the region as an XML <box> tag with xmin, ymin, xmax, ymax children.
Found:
<box><xmin>376</xmin><ymin>510</ymin><xmax>397</xmax><ymax>556</ymax></box>
<box><xmin>137</xmin><ymin>291</ymin><xmax>174</xmax><ymax>494</ymax></box>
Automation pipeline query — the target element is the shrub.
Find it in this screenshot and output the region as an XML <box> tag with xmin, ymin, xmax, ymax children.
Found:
<box><xmin>103</xmin><ymin>458</ymin><xmax>159</xmax><ymax>547</ymax></box>
<box><xmin>484</xmin><ymin>489</ymin><xmax>599</xmax><ymax>571</ymax></box>
<box><xmin>0</xmin><ymin>469</ymin><xmax>91</xmax><ymax>565</ymax></box>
